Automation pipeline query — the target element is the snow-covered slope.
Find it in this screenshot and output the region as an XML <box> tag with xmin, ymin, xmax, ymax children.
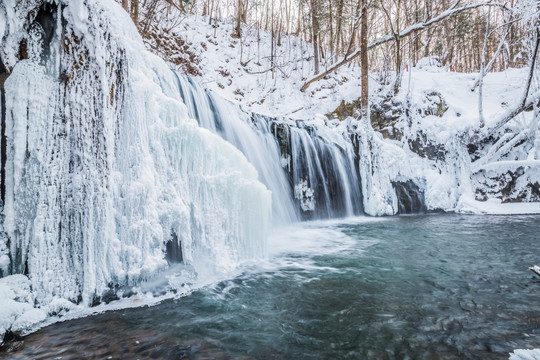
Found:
<box><xmin>145</xmin><ymin>15</ymin><xmax>365</xmax><ymax>119</ymax></box>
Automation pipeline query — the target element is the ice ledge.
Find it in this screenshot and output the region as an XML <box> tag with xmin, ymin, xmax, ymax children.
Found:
<box><xmin>456</xmin><ymin>196</ymin><xmax>540</xmax><ymax>215</ymax></box>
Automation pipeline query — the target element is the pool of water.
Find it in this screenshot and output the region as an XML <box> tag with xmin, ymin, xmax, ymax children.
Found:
<box><xmin>4</xmin><ymin>215</ymin><xmax>540</xmax><ymax>359</ymax></box>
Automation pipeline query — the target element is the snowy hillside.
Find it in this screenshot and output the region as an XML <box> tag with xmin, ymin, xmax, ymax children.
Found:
<box><xmin>144</xmin><ymin>15</ymin><xmax>364</xmax><ymax>119</ymax></box>
<box><xmin>151</xmin><ymin>14</ymin><xmax>540</xmax><ymax>214</ymax></box>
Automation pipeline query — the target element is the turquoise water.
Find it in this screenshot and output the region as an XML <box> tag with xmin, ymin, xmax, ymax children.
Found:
<box><xmin>6</xmin><ymin>215</ymin><xmax>540</xmax><ymax>359</ymax></box>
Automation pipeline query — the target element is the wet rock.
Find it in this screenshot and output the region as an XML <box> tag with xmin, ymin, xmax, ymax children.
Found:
<box><xmin>271</xmin><ymin>122</ymin><xmax>292</xmax><ymax>159</ymax></box>
<box><xmin>0</xmin><ymin>331</ymin><xmax>24</xmax><ymax>353</ymax></box>
<box><xmin>165</xmin><ymin>230</ymin><xmax>183</xmax><ymax>264</ymax></box>
<box><xmin>101</xmin><ymin>289</ymin><xmax>120</xmax><ymax>304</ymax></box>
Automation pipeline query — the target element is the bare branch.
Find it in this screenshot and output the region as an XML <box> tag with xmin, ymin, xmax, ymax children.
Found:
<box><xmin>300</xmin><ymin>1</ymin><xmax>512</xmax><ymax>92</ymax></box>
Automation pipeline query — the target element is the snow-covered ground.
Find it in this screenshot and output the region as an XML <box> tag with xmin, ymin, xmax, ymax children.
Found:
<box><xmin>152</xmin><ymin>14</ymin><xmax>531</xmax><ymax>124</ymax></box>
<box><xmin>147</xmin><ymin>14</ymin><xmax>364</xmax><ymax>119</ymax></box>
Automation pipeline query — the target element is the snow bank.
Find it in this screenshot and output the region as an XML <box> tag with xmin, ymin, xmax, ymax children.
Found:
<box><xmin>457</xmin><ymin>196</ymin><xmax>540</xmax><ymax>215</ymax></box>
<box><xmin>509</xmin><ymin>349</ymin><xmax>540</xmax><ymax>360</ymax></box>
<box><xmin>0</xmin><ymin>275</ymin><xmax>46</xmax><ymax>339</ymax></box>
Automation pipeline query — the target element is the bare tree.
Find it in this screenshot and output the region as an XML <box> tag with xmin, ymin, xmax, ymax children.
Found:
<box><xmin>360</xmin><ymin>0</ymin><xmax>369</xmax><ymax>118</ymax></box>
<box><xmin>309</xmin><ymin>0</ymin><xmax>321</xmax><ymax>75</ymax></box>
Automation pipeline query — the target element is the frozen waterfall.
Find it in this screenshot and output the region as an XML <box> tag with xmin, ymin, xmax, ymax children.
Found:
<box><xmin>174</xmin><ymin>74</ymin><xmax>363</xmax><ymax>222</ymax></box>
<box><xmin>0</xmin><ymin>0</ymin><xmax>426</xmax><ymax>330</ymax></box>
<box><xmin>0</xmin><ymin>0</ymin><xmax>271</xmax><ymax>306</ymax></box>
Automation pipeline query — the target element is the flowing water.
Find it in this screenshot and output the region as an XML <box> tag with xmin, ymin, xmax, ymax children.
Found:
<box><xmin>174</xmin><ymin>74</ymin><xmax>363</xmax><ymax>222</ymax></box>
<box><xmin>5</xmin><ymin>214</ymin><xmax>540</xmax><ymax>359</ymax></box>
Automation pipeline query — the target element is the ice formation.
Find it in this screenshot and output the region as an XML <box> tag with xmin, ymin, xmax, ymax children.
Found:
<box><xmin>175</xmin><ymin>74</ymin><xmax>363</xmax><ymax>220</ymax></box>
<box><xmin>0</xmin><ymin>0</ymin><xmax>271</xmax><ymax>324</ymax></box>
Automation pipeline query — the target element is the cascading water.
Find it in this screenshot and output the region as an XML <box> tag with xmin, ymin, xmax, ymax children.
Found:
<box><xmin>174</xmin><ymin>74</ymin><xmax>364</xmax><ymax>221</ymax></box>
<box><xmin>174</xmin><ymin>75</ymin><xmax>299</xmax><ymax>225</ymax></box>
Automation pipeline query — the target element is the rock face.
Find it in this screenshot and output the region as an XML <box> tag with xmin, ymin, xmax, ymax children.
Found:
<box><xmin>370</xmin><ymin>96</ymin><xmax>404</xmax><ymax>139</ymax></box>
<box><xmin>326</xmin><ymin>99</ymin><xmax>363</xmax><ymax>120</ymax></box>
<box><xmin>407</xmin><ymin>132</ymin><xmax>447</xmax><ymax>162</ymax></box>
<box><xmin>473</xmin><ymin>167</ymin><xmax>540</xmax><ymax>203</ymax></box>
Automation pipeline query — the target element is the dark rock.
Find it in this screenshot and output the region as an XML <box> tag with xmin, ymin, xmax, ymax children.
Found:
<box><xmin>271</xmin><ymin>122</ymin><xmax>292</xmax><ymax>159</ymax></box>
<box><xmin>392</xmin><ymin>180</ymin><xmax>427</xmax><ymax>214</ymax></box>
<box><xmin>408</xmin><ymin>132</ymin><xmax>447</xmax><ymax>162</ymax></box>
<box><xmin>165</xmin><ymin>230</ymin><xmax>183</xmax><ymax>264</ymax></box>
<box><xmin>474</xmin><ymin>167</ymin><xmax>540</xmax><ymax>203</ymax></box>
<box><xmin>101</xmin><ymin>289</ymin><xmax>120</xmax><ymax>304</ymax></box>
<box><xmin>0</xmin><ymin>331</ymin><xmax>24</xmax><ymax>353</ymax></box>
<box><xmin>326</xmin><ymin>99</ymin><xmax>362</xmax><ymax>120</ymax></box>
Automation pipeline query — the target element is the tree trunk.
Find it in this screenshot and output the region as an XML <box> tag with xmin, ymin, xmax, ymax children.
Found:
<box><xmin>335</xmin><ymin>0</ymin><xmax>344</xmax><ymax>55</ymax></box>
<box><xmin>394</xmin><ymin>0</ymin><xmax>402</xmax><ymax>94</ymax></box>
<box><xmin>131</xmin><ymin>0</ymin><xmax>139</xmax><ymax>27</ymax></box>
<box><xmin>310</xmin><ymin>0</ymin><xmax>320</xmax><ymax>75</ymax></box>
<box><xmin>360</xmin><ymin>0</ymin><xmax>369</xmax><ymax>118</ymax></box>
<box><xmin>122</xmin><ymin>0</ymin><xmax>129</xmax><ymax>12</ymax></box>
<box><xmin>234</xmin><ymin>0</ymin><xmax>242</xmax><ymax>37</ymax></box>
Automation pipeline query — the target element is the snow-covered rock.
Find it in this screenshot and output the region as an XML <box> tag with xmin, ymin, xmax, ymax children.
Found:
<box><xmin>509</xmin><ymin>349</ymin><xmax>540</xmax><ymax>360</ymax></box>
<box><xmin>0</xmin><ymin>275</ymin><xmax>46</xmax><ymax>339</ymax></box>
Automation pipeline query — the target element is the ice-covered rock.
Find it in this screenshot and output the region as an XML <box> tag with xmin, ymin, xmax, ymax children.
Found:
<box><xmin>0</xmin><ymin>0</ymin><xmax>271</xmax><ymax>314</ymax></box>
<box><xmin>0</xmin><ymin>275</ymin><xmax>46</xmax><ymax>339</ymax></box>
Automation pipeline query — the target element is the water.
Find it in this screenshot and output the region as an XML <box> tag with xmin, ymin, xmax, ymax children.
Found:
<box><xmin>5</xmin><ymin>215</ymin><xmax>540</xmax><ymax>359</ymax></box>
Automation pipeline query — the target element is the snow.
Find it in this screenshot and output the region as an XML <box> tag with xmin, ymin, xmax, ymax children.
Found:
<box><xmin>530</xmin><ymin>266</ymin><xmax>540</xmax><ymax>277</ymax></box>
<box><xmin>510</xmin><ymin>349</ymin><xmax>540</xmax><ymax>360</ymax></box>
<box><xmin>457</xmin><ymin>196</ymin><xmax>540</xmax><ymax>215</ymax></box>
<box><xmin>294</xmin><ymin>180</ymin><xmax>315</xmax><ymax>212</ymax></box>
<box><xmin>148</xmin><ymin>14</ymin><xmax>366</xmax><ymax>119</ymax></box>
<box><xmin>0</xmin><ymin>275</ymin><xmax>46</xmax><ymax>338</ymax></box>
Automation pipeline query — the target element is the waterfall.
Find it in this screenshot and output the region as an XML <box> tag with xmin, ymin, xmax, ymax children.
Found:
<box><xmin>174</xmin><ymin>74</ymin><xmax>364</xmax><ymax>222</ymax></box>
